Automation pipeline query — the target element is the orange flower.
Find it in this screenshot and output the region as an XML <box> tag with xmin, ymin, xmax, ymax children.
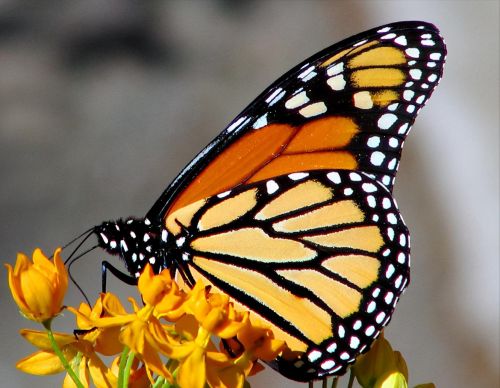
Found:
<box><xmin>5</xmin><ymin>248</ymin><xmax>68</xmax><ymax>323</ymax></box>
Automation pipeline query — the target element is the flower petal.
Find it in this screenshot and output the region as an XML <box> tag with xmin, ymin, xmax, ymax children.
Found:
<box><xmin>178</xmin><ymin>346</ymin><xmax>206</xmax><ymax>388</ymax></box>
<box><xmin>16</xmin><ymin>350</ymin><xmax>65</xmax><ymax>375</ymax></box>
<box><xmin>20</xmin><ymin>329</ymin><xmax>75</xmax><ymax>350</ymax></box>
<box><xmin>87</xmin><ymin>352</ymin><xmax>117</xmax><ymax>388</ymax></box>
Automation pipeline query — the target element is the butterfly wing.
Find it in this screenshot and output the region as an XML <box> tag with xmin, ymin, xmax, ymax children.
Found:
<box><xmin>130</xmin><ymin>20</ymin><xmax>446</xmax><ymax>381</ymax></box>
<box><xmin>146</xmin><ymin>20</ymin><xmax>446</xmax><ymax>224</ymax></box>
<box><xmin>165</xmin><ymin>169</ymin><xmax>410</xmax><ymax>380</ymax></box>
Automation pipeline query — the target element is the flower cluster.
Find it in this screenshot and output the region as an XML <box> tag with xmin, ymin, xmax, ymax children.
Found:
<box><xmin>5</xmin><ymin>248</ymin><xmax>436</xmax><ymax>388</ymax></box>
<box><xmin>6</xmin><ymin>248</ymin><xmax>285</xmax><ymax>388</ymax></box>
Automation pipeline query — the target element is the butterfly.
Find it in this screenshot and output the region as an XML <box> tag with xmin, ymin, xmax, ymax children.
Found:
<box><xmin>88</xmin><ymin>21</ymin><xmax>446</xmax><ymax>381</ymax></box>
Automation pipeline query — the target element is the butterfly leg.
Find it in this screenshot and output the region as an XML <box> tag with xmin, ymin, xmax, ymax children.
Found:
<box><xmin>101</xmin><ymin>260</ymin><xmax>137</xmax><ymax>292</ymax></box>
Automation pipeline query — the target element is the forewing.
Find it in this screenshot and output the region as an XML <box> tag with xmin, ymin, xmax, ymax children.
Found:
<box><xmin>146</xmin><ymin>21</ymin><xmax>446</xmax><ymax>223</ymax></box>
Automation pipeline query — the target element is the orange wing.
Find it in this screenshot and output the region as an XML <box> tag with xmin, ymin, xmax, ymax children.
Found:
<box><xmin>143</xmin><ymin>21</ymin><xmax>445</xmax><ymax>222</ymax></box>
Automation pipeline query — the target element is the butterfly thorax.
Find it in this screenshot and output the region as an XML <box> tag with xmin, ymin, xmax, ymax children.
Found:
<box><xmin>95</xmin><ymin>217</ymin><xmax>174</xmax><ymax>278</ymax></box>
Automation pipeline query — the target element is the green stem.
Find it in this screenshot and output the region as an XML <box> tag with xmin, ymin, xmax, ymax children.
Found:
<box><xmin>44</xmin><ymin>321</ymin><xmax>84</xmax><ymax>388</ymax></box>
<box><xmin>123</xmin><ymin>351</ymin><xmax>135</xmax><ymax>388</ymax></box>
<box><xmin>152</xmin><ymin>376</ymin><xmax>166</xmax><ymax>388</ymax></box>
<box><xmin>117</xmin><ymin>346</ymin><xmax>130</xmax><ymax>388</ymax></box>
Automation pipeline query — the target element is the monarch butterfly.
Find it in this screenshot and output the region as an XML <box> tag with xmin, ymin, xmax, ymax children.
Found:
<box><xmin>81</xmin><ymin>21</ymin><xmax>446</xmax><ymax>381</ymax></box>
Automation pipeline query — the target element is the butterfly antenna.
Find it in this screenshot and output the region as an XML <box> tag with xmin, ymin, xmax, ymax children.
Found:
<box><xmin>66</xmin><ymin>245</ymin><xmax>98</xmax><ymax>306</ymax></box>
<box><xmin>62</xmin><ymin>226</ymin><xmax>95</xmax><ymax>252</ymax></box>
<box><xmin>60</xmin><ymin>227</ymin><xmax>99</xmax><ymax>305</ymax></box>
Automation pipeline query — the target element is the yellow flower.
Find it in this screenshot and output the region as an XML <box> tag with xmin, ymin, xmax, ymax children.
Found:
<box><xmin>375</xmin><ymin>371</ymin><xmax>408</xmax><ymax>388</ymax></box>
<box><xmin>205</xmin><ymin>351</ymin><xmax>245</xmax><ymax>388</ymax></box>
<box><xmin>73</xmin><ymin>268</ymin><xmax>183</xmax><ymax>382</ymax></box>
<box><xmin>5</xmin><ymin>248</ymin><xmax>68</xmax><ymax>323</ymax></box>
<box><xmin>237</xmin><ymin>318</ymin><xmax>285</xmax><ymax>362</ymax></box>
<box><xmin>16</xmin><ymin>328</ymin><xmax>117</xmax><ymax>388</ymax></box>
<box><xmin>138</xmin><ymin>264</ymin><xmax>185</xmax><ymax>314</ymax></box>
<box><xmin>353</xmin><ymin>333</ymin><xmax>408</xmax><ymax>388</ymax></box>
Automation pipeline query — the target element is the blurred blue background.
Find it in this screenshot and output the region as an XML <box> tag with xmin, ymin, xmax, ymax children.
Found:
<box><xmin>1</xmin><ymin>1</ymin><xmax>498</xmax><ymax>387</ymax></box>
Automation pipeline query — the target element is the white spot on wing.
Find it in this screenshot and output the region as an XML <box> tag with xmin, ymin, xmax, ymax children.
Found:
<box><xmin>377</xmin><ymin>113</ymin><xmax>397</xmax><ymax>129</ymax></box>
<box><xmin>409</xmin><ymin>69</ymin><xmax>422</xmax><ymax>80</ymax></box>
<box><xmin>298</xmin><ymin>65</ymin><xmax>315</xmax><ymax>79</ymax></box>
<box><xmin>388</xmin><ymin>158</ymin><xmax>398</xmax><ymax>170</ymax></box>
<box><xmin>367</xmin><ymin>136</ymin><xmax>380</xmax><ymax>148</ymax></box>
<box><xmin>301</xmin><ymin>71</ymin><xmax>317</xmax><ymax>82</ymax></box>
<box><xmin>421</xmin><ymin>39</ymin><xmax>435</xmax><ymax>46</ymax></box>
<box><xmin>353</xmin><ymin>91</ymin><xmax>373</xmax><ymax>109</ymax></box>
<box><xmin>327</xmin><ymin>342</ymin><xmax>337</xmax><ymax>353</ymax></box>
<box><xmin>227</xmin><ymin>116</ymin><xmax>249</xmax><ymax>133</ymax></box>
<box><xmin>289</xmin><ymin>172</ymin><xmax>309</xmax><ymax>180</ymax></box>
<box><xmin>327</xmin><ymin>75</ymin><xmax>346</xmax><ymax>91</ymax></box>
<box><xmin>416</xmin><ymin>95</ymin><xmax>426</xmax><ymax>104</ymax></box>
<box><xmin>370</xmin><ymin>151</ymin><xmax>385</xmax><ymax>166</ymax></box>
<box><xmin>398</xmin><ymin>123</ymin><xmax>409</xmax><ymax>134</ymax></box>
<box><xmin>285</xmin><ymin>91</ymin><xmax>310</xmax><ymax>109</ymax></box>
<box><xmin>365</xmin><ymin>325</ymin><xmax>375</xmax><ymax>336</ymax></box>
<box><xmin>267</xmin><ymin>88</ymin><xmax>286</xmax><ymax>106</ymax></box>
<box><xmin>253</xmin><ymin>113</ymin><xmax>268</xmax><ymax>129</ymax></box>
<box><xmin>354</xmin><ymin>39</ymin><xmax>368</xmax><ymax>46</ymax></box>
<box><xmin>308</xmin><ymin>350</ymin><xmax>322</xmax><ymax>362</ymax></box>
<box><xmin>349</xmin><ymin>172</ymin><xmax>362</xmax><ymax>181</ymax></box>
<box><xmin>327</xmin><ymin>171</ymin><xmax>341</xmax><ymax>184</ymax></box>
<box><xmin>386</xmin><ymin>264</ymin><xmax>395</xmax><ymax>279</ymax></box>
<box><xmin>403</xmin><ymin>90</ymin><xmax>414</xmax><ymax>101</ymax></box>
<box><xmin>299</xmin><ymin>102</ymin><xmax>327</xmax><ymax>118</ymax></box>
<box><xmin>394</xmin><ymin>35</ymin><xmax>407</xmax><ymax>46</ymax></box>
<box><xmin>321</xmin><ymin>360</ymin><xmax>336</xmax><ymax>370</ymax></box>
<box><xmin>389</xmin><ymin>137</ymin><xmax>399</xmax><ymax>148</ymax></box>
<box><xmin>217</xmin><ymin>190</ymin><xmax>231</xmax><ymax>198</ymax></box>
<box><xmin>266</xmin><ymin>87</ymin><xmax>282</xmax><ymax>103</ymax></box>
<box><xmin>350</xmin><ymin>336</ymin><xmax>360</xmax><ymax>349</ymax></box>
<box><xmin>381</xmin><ymin>33</ymin><xmax>396</xmax><ymax>40</ymax></box>
<box><xmin>362</xmin><ymin>183</ymin><xmax>377</xmax><ymax>193</ymax></box>
<box><xmin>326</xmin><ymin>62</ymin><xmax>343</xmax><ymax>76</ymax></box>
<box><xmin>405</xmin><ymin>48</ymin><xmax>420</xmax><ymax>58</ymax></box>
<box><xmin>266</xmin><ymin>180</ymin><xmax>279</xmax><ymax>194</ymax></box>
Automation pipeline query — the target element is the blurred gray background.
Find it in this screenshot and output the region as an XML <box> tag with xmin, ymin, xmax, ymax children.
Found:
<box><xmin>0</xmin><ymin>1</ymin><xmax>498</xmax><ymax>387</ymax></box>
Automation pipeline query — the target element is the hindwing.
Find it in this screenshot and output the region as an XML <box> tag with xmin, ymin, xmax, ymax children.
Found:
<box><xmin>165</xmin><ymin>169</ymin><xmax>410</xmax><ymax>380</ymax></box>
